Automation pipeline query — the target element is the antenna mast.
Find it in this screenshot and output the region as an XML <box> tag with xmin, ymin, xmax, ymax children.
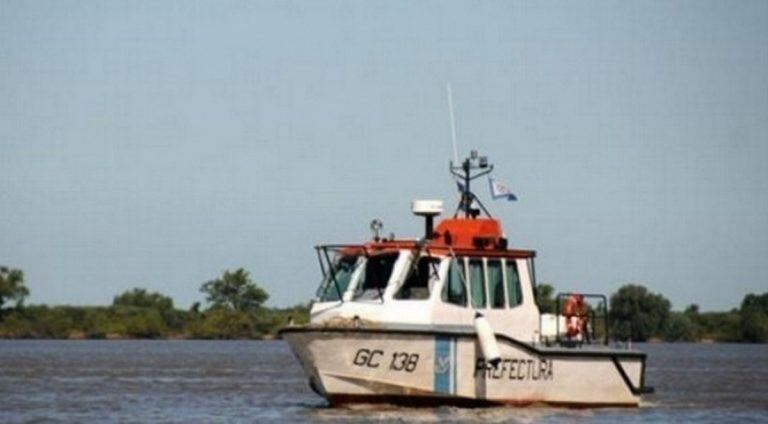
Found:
<box><xmin>450</xmin><ymin>151</ymin><xmax>494</xmax><ymax>219</ymax></box>
<box><xmin>445</xmin><ymin>85</ymin><xmax>494</xmax><ymax>218</ymax></box>
<box><xmin>446</xmin><ymin>83</ymin><xmax>459</xmax><ymax>164</ymax></box>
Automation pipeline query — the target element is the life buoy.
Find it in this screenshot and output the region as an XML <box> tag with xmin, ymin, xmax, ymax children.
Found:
<box><xmin>563</xmin><ymin>294</ymin><xmax>587</xmax><ymax>338</ymax></box>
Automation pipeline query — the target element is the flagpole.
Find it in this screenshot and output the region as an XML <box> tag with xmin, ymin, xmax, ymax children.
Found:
<box><xmin>446</xmin><ymin>83</ymin><xmax>459</xmax><ymax>165</ymax></box>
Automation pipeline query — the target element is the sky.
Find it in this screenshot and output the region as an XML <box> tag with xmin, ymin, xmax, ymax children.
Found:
<box><xmin>1</xmin><ymin>1</ymin><xmax>767</xmax><ymax>311</ymax></box>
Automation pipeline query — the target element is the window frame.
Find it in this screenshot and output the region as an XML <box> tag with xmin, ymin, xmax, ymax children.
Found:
<box><xmin>351</xmin><ymin>252</ymin><xmax>400</xmax><ymax>301</ymax></box>
<box><xmin>504</xmin><ymin>258</ymin><xmax>524</xmax><ymax>308</ymax></box>
<box><xmin>440</xmin><ymin>256</ymin><xmax>468</xmax><ymax>307</ymax></box>
<box><xmin>486</xmin><ymin>258</ymin><xmax>506</xmax><ymax>309</ymax></box>
<box><xmin>394</xmin><ymin>255</ymin><xmax>441</xmax><ymax>301</ymax></box>
<box><xmin>468</xmin><ymin>258</ymin><xmax>487</xmax><ymax>309</ymax></box>
<box><xmin>315</xmin><ymin>255</ymin><xmax>362</xmax><ymax>302</ymax></box>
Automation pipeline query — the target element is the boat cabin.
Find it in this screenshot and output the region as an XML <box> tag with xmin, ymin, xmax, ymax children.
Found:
<box><xmin>310</xmin><ymin>212</ymin><xmax>543</xmax><ymax>343</ymax></box>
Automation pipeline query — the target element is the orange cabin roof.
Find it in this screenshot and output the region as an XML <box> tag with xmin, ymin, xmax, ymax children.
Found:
<box><xmin>433</xmin><ymin>218</ymin><xmax>505</xmax><ymax>250</ymax></box>
<box><xmin>329</xmin><ymin>217</ymin><xmax>535</xmax><ymax>259</ymax></box>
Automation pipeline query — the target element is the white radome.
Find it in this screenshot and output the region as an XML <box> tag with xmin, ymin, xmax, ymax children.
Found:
<box><xmin>411</xmin><ymin>199</ymin><xmax>443</xmax><ymax>216</ymax></box>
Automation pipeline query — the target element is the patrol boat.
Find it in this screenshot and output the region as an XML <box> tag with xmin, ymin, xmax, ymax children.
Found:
<box><xmin>280</xmin><ymin>152</ymin><xmax>653</xmax><ymax>407</ymax></box>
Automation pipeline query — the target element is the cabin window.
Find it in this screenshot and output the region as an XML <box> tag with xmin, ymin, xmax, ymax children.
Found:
<box><xmin>441</xmin><ymin>258</ymin><xmax>467</xmax><ymax>306</ymax></box>
<box><xmin>317</xmin><ymin>255</ymin><xmax>358</xmax><ymax>302</ymax></box>
<box><xmin>354</xmin><ymin>253</ymin><xmax>397</xmax><ymax>300</ymax></box>
<box><xmin>469</xmin><ymin>259</ymin><xmax>486</xmax><ymax>308</ymax></box>
<box><xmin>506</xmin><ymin>259</ymin><xmax>523</xmax><ymax>307</ymax></box>
<box><xmin>395</xmin><ymin>257</ymin><xmax>440</xmax><ymax>300</ymax></box>
<box><xmin>487</xmin><ymin>260</ymin><xmax>505</xmax><ymax>309</ymax></box>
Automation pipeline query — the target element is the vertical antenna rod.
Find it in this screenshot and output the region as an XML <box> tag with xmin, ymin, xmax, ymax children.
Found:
<box><xmin>446</xmin><ymin>83</ymin><xmax>459</xmax><ymax>164</ymax></box>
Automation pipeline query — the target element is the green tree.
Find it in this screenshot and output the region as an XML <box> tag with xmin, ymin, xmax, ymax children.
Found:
<box><xmin>185</xmin><ymin>309</ymin><xmax>254</xmax><ymax>339</ymax></box>
<box><xmin>120</xmin><ymin>309</ymin><xmax>167</xmax><ymax>338</ymax></box>
<box><xmin>112</xmin><ymin>287</ymin><xmax>182</xmax><ymax>330</ymax></box>
<box><xmin>200</xmin><ymin>268</ymin><xmax>268</xmax><ymax>314</ymax></box>
<box><xmin>695</xmin><ymin>309</ymin><xmax>741</xmax><ymax>342</ymax></box>
<box><xmin>740</xmin><ymin>293</ymin><xmax>768</xmax><ymax>343</ymax></box>
<box><xmin>535</xmin><ymin>283</ymin><xmax>556</xmax><ymax>314</ymax></box>
<box><xmin>113</xmin><ymin>288</ymin><xmax>173</xmax><ymax>312</ymax></box>
<box><xmin>609</xmin><ymin>284</ymin><xmax>671</xmax><ymax>342</ymax></box>
<box><xmin>662</xmin><ymin>312</ymin><xmax>697</xmax><ymax>342</ymax></box>
<box><xmin>684</xmin><ymin>304</ymin><xmax>700</xmax><ymax>315</ymax></box>
<box><xmin>681</xmin><ymin>303</ymin><xmax>704</xmax><ymax>340</ymax></box>
<box><xmin>253</xmin><ymin>303</ymin><xmax>311</xmax><ymax>336</ymax></box>
<box><xmin>0</xmin><ymin>266</ymin><xmax>29</xmax><ymax>313</ymax></box>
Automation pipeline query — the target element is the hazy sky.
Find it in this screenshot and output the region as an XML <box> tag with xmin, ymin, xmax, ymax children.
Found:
<box><xmin>2</xmin><ymin>1</ymin><xmax>767</xmax><ymax>311</ymax></box>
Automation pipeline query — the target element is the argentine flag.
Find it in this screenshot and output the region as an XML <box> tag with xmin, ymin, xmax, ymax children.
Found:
<box><xmin>489</xmin><ymin>178</ymin><xmax>517</xmax><ymax>201</ymax></box>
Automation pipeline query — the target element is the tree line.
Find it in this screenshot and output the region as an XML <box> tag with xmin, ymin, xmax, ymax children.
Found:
<box><xmin>535</xmin><ymin>283</ymin><xmax>768</xmax><ymax>343</ymax></box>
<box><xmin>0</xmin><ymin>266</ymin><xmax>308</xmax><ymax>339</ymax></box>
<box><xmin>1</xmin><ymin>265</ymin><xmax>767</xmax><ymax>341</ymax></box>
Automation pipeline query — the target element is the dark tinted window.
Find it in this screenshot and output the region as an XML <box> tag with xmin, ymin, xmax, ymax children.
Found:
<box><xmin>396</xmin><ymin>257</ymin><xmax>440</xmax><ymax>300</ymax></box>
<box><xmin>354</xmin><ymin>254</ymin><xmax>397</xmax><ymax>300</ymax></box>
<box><xmin>469</xmin><ymin>259</ymin><xmax>486</xmax><ymax>308</ymax></box>
<box><xmin>506</xmin><ymin>260</ymin><xmax>522</xmax><ymax>307</ymax></box>
<box><xmin>441</xmin><ymin>258</ymin><xmax>467</xmax><ymax>306</ymax></box>
<box><xmin>488</xmin><ymin>260</ymin><xmax>505</xmax><ymax>309</ymax></box>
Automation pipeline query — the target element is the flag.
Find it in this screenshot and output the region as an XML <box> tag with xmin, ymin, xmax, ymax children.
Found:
<box><xmin>489</xmin><ymin>178</ymin><xmax>517</xmax><ymax>201</ymax></box>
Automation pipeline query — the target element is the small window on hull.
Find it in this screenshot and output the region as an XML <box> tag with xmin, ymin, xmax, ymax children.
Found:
<box><xmin>469</xmin><ymin>259</ymin><xmax>486</xmax><ymax>309</ymax></box>
<box><xmin>506</xmin><ymin>260</ymin><xmax>523</xmax><ymax>307</ymax></box>
<box><xmin>441</xmin><ymin>258</ymin><xmax>467</xmax><ymax>306</ymax></box>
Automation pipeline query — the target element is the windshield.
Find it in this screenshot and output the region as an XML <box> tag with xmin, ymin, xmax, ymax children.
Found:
<box><xmin>316</xmin><ymin>255</ymin><xmax>359</xmax><ymax>302</ymax></box>
<box><xmin>353</xmin><ymin>253</ymin><xmax>398</xmax><ymax>301</ymax></box>
<box><xmin>395</xmin><ymin>257</ymin><xmax>441</xmax><ymax>300</ymax></box>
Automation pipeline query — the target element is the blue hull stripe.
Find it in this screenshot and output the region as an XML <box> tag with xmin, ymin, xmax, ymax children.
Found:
<box><xmin>451</xmin><ymin>336</ymin><xmax>457</xmax><ymax>394</ymax></box>
<box><xmin>434</xmin><ymin>335</ymin><xmax>453</xmax><ymax>395</ymax></box>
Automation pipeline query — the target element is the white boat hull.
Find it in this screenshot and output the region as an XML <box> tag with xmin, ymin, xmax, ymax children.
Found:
<box><xmin>281</xmin><ymin>326</ymin><xmax>651</xmax><ymax>407</ymax></box>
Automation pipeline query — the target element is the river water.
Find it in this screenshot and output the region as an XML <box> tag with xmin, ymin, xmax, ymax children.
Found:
<box><xmin>0</xmin><ymin>340</ymin><xmax>766</xmax><ymax>423</ymax></box>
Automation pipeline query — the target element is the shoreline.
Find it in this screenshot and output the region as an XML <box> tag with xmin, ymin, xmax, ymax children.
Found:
<box><xmin>0</xmin><ymin>335</ymin><xmax>280</xmax><ymax>341</ymax></box>
<box><xmin>1</xmin><ymin>334</ymin><xmax>759</xmax><ymax>343</ymax></box>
